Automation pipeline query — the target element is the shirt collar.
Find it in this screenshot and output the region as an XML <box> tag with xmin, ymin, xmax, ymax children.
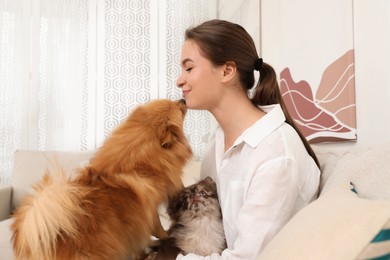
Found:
<box><xmin>234</xmin><ymin>103</ymin><xmax>286</xmax><ymax>148</ymax></box>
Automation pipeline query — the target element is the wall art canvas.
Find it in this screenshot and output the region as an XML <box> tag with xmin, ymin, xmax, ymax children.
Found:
<box><xmin>260</xmin><ymin>0</ymin><xmax>357</xmax><ymax>143</ymax></box>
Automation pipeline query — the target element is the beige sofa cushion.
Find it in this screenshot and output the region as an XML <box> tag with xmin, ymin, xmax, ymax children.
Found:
<box><xmin>316</xmin><ymin>143</ymin><xmax>390</xmax><ymax>200</ymax></box>
<box><xmin>258</xmin><ymin>182</ymin><xmax>390</xmax><ymax>260</ymax></box>
<box><xmin>12</xmin><ymin>150</ymin><xmax>95</xmax><ymax>210</ymax></box>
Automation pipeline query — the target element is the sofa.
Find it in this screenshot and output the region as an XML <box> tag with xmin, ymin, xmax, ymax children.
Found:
<box><xmin>1</xmin><ymin>143</ymin><xmax>389</xmax><ymax>259</ymax></box>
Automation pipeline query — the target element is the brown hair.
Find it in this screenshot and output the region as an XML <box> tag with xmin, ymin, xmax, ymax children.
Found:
<box><xmin>185</xmin><ymin>19</ymin><xmax>320</xmax><ymax>168</ymax></box>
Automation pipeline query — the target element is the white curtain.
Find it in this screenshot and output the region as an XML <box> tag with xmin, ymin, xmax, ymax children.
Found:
<box><xmin>0</xmin><ymin>0</ymin><xmax>217</xmax><ymax>184</ymax></box>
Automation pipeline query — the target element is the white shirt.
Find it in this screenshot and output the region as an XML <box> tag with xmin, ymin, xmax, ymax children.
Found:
<box><xmin>177</xmin><ymin>104</ymin><xmax>320</xmax><ymax>260</ymax></box>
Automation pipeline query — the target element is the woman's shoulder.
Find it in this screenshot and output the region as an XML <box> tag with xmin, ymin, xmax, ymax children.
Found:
<box><xmin>256</xmin><ymin>122</ymin><xmax>309</xmax><ymax>158</ymax></box>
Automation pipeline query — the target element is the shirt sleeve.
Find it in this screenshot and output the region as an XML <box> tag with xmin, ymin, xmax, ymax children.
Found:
<box><xmin>176</xmin><ymin>157</ymin><xmax>300</xmax><ymax>260</ymax></box>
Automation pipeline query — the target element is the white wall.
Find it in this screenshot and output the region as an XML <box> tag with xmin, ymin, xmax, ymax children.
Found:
<box><xmin>350</xmin><ymin>0</ymin><xmax>390</xmax><ymax>150</ymax></box>
<box><xmin>217</xmin><ymin>0</ymin><xmax>260</xmax><ymax>52</ymax></box>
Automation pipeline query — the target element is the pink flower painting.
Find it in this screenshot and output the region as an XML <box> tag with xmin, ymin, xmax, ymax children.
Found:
<box><xmin>280</xmin><ymin>49</ymin><xmax>357</xmax><ymax>143</ymax></box>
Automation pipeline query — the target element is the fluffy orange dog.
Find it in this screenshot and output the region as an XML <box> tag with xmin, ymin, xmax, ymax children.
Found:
<box><xmin>11</xmin><ymin>99</ymin><xmax>193</xmax><ymax>260</ymax></box>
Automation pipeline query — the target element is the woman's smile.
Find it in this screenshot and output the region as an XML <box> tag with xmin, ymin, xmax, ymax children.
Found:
<box><xmin>182</xmin><ymin>88</ymin><xmax>191</xmax><ymax>99</ymax></box>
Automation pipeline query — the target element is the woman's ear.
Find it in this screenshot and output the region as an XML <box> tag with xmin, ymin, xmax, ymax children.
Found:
<box><xmin>222</xmin><ymin>61</ymin><xmax>237</xmax><ymax>83</ymax></box>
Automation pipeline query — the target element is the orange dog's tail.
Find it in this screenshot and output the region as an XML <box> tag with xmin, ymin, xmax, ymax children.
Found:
<box><xmin>12</xmin><ymin>169</ymin><xmax>89</xmax><ymax>259</ymax></box>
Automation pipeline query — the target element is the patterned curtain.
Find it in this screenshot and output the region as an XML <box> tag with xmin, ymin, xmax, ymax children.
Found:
<box><xmin>0</xmin><ymin>0</ymin><xmax>217</xmax><ymax>184</ymax></box>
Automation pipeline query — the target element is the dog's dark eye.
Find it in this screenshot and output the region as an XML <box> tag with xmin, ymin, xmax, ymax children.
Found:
<box><xmin>199</xmin><ymin>191</ymin><xmax>206</xmax><ymax>197</ymax></box>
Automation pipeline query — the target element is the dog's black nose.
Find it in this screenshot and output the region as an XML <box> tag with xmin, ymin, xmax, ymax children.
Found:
<box><xmin>179</xmin><ymin>99</ymin><xmax>186</xmax><ymax>105</ymax></box>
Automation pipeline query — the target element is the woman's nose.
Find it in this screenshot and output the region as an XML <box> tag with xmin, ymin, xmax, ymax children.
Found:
<box><xmin>176</xmin><ymin>74</ymin><xmax>185</xmax><ymax>88</ymax></box>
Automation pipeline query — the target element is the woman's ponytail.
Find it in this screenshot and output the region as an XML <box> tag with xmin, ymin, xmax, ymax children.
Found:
<box><xmin>252</xmin><ymin>62</ymin><xmax>320</xmax><ymax>168</ymax></box>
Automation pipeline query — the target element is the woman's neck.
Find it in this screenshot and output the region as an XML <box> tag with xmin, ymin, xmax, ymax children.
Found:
<box><xmin>210</xmin><ymin>91</ymin><xmax>265</xmax><ymax>152</ymax></box>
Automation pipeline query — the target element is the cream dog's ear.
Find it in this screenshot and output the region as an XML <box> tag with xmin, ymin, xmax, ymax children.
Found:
<box><xmin>160</xmin><ymin>123</ymin><xmax>181</xmax><ymax>148</ymax></box>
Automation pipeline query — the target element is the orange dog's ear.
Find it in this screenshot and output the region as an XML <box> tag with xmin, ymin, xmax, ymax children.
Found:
<box><xmin>161</xmin><ymin>124</ymin><xmax>181</xmax><ymax>148</ymax></box>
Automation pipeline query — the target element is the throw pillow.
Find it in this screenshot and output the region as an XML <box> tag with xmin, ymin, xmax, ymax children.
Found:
<box><xmin>258</xmin><ymin>182</ymin><xmax>390</xmax><ymax>260</ymax></box>
<box><xmin>351</xmin><ymin>182</ymin><xmax>390</xmax><ymax>260</ymax></box>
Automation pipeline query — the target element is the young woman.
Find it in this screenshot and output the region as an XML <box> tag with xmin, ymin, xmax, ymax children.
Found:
<box><xmin>175</xmin><ymin>19</ymin><xmax>320</xmax><ymax>259</ymax></box>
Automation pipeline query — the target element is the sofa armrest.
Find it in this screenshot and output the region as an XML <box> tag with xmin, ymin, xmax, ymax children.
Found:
<box><xmin>0</xmin><ymin>184</ymin><xmax>12</xmax><ymax>221</ymax></box>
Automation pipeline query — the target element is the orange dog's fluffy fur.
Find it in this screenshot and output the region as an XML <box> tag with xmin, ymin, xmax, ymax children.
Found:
<box><xmin>11</xmin><ymin>99</ymin><xmax>193</xmax><ymax>260</ymax></box>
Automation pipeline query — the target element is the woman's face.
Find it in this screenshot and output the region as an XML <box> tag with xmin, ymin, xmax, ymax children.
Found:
<box><xmin>176</xmin><ymin>40</ymin><xmax>224</xmax><ymax>110</ymax></box>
